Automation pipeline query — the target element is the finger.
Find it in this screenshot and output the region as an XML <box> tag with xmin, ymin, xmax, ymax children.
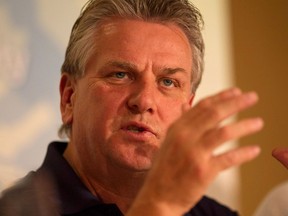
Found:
<box><xmin>197</xmin><ymin>87</ymin><xmax>242</xmax><ymax>105</ymax></box>
<box><xmin>193</xmin><ymin>88</ymin><xmax>242</xmax><ymax>108</ymax></box>
<box><xmin>206</xmin><ymin>87</ymin><xmax>242</xmax><ymax>103</ymax></box>
<box><xmin>202</xmin><ymin>117</ymin><xmax>264</xmax><ymax>150</ymax></box>
<box><xmin>200</xmin><ymin>91</ymin><xmax>258</xmax><ymax>123</ymax></box>
<box><xmin>180</xmin><ymin>88</ymin><xmax>240</xmax><ymax>113</ymax></box>
<box><xmin>272</xmin><ymin>148</ymin><xmax>288</xmax><ymax>169</ymax></box>
<box><xmin>186</xmin><ymin>91</ymin><xmax>259</xmax><ymax>134</ymax></box>
<box><xmin>213</xmin><ymin>145</ymin><xmax>261</xmax><ymax>171</ymax></box>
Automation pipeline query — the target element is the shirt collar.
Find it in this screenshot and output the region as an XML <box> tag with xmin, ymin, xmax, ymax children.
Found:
<box><xmin>38</xmin><ymin>142</ymin><xmax>116</xmax><ymax>215</ymax></box>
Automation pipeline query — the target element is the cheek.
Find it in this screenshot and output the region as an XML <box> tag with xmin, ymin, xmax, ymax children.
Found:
<box><xmin>84</xmin><ymin>85</ymin><xmax>127</xmax><ymax>127</ymax></box>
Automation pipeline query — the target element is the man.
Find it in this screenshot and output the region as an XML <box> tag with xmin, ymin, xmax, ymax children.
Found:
<box><xmin>0</xmin><ymin>0</ymin><xmax>263</xmax><ymax>215</ymax></box>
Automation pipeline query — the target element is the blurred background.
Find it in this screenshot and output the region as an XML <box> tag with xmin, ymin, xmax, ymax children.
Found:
<box><xmin>0</xmin><ymin>0</ymin><xmax>287</xmax><ymax>215</ymax></box>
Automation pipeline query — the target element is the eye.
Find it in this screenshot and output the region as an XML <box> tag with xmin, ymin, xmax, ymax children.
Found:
<box><xmin>114</xmin><ymin>72</ymin><xmax>127</xmax><ymax>79</ymax></box>
<box><xmin>160</xmin><ymin>78</ymin><xmax>178</xmax><ymax>88</ymax></box>
<box><xmin>106</xmin><ymin>71</ymin><xmax>133</xmax><ymax>85</ymax></box>
<box><xmin>162</xmin><ymin>79</ymin><xmax>173</xmax><ymax>86</ymax></box>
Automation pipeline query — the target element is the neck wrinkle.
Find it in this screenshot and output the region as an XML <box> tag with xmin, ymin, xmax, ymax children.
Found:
<box><xmin>63</xmin><ymin>143</ymin><xmax>148</xmax><ymax>213</ymax></box>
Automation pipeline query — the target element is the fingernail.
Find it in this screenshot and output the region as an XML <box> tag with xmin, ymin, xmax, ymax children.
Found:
<box><xmin>246</xmin><ymin>92</ymin><xmax>259</xmax><ymax>102</ymax></box>
<box><xmin>254</xmin><ymin>117</ymin><xmax>264</xmax><ymax>128</ymax></box>
<box><xmin>252</xmin><ymin>146</ymin><xmax>261</xmax><ymax>156</ymax></box>
<box><xmin>231</xmin><ymin>87</ymin><xmax>242</xmax><ymax>96</ymax></box>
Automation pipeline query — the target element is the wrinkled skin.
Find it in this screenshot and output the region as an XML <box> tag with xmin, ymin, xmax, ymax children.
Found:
<box><xmin>60</xmin><ymin>18</ymin><xmax>264</xmax><ymax>215</ymax></box>
<box><xmin>127</xmin><ymin>88</ymin><xmax>263</xmax><ymax>215</ymax></box>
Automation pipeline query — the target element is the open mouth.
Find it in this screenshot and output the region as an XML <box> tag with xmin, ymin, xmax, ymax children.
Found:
<box><xmin>121</xmin><ymin>121</ymin><xmax>158</xmax><ymax>138</ymax></box>
<box><xmin>126</xmin><ymin>125</ymin><xmax>146</xmax><ymax>133</ymax></box>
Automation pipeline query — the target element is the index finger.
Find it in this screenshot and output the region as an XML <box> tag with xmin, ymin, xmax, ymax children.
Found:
<box><xmin>187</xmin><ymin>91</ymin><xmax>259</xmax><ymax>133</ymax></box>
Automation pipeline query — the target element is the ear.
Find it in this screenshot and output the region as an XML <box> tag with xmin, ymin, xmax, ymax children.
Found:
<box><xmin>188</xmin><ymin>93</ymin><xmax>195</xmax><ymax>107</ymax></box>
<box><xmin>59</xmin><ymin>73</ymin><xmax>76</xmax><ymax>126</ymax></box>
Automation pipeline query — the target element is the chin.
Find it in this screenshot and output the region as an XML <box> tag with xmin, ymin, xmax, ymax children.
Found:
<box><xmin>112</xmin><ymin>148</ymin><xmax>156</xmax><ymax>172</ymax></box>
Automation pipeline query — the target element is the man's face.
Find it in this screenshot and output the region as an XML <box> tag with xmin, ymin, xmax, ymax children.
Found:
<box><xmin>63</xmin><ymin>19</ymin><xmax>194</xmax><ymax>173</ymax></box>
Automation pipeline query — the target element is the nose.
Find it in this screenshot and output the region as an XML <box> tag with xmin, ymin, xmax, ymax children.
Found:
<box><xmin>127</xmin><ymin>81</ymin><xmax>157</xmax><ymax>114</ymax></box>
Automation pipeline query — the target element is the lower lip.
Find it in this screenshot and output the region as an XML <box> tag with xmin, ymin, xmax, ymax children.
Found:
<box><xmin>120</xmin><ymin>129</ymin><xmax>155</xmax><ymax>142</ymax></box>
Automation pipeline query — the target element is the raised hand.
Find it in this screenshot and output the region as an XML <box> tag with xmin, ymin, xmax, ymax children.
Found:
<box><xmin>127</xmin><ymin>88</ymin><xmax>263</xmax><ymax>216</ymax></box>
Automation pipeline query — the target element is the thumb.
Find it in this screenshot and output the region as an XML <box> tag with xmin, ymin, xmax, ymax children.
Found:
<box><xmin>272</xmin><ymin>147</ymin><xmax>288</xmax><ymax>169</ymax></box>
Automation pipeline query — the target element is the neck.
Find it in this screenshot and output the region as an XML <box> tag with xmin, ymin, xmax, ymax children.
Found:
<box><xmin>63</xmin><ymin>145</ymin><xmax>147</xmax><ymax>213</ymax></box>
<box><xmin>82</xmin><ymin>166</ymin><xmax>147</xmax><ymax>213</ymax></box>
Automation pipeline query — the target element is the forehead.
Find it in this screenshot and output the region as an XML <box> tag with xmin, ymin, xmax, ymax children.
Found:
<box><xmin>99</xmin><ymin>18</ymin><xmax>190</xmax><ymax>43</ymax></box>
<box><xmin>90</xmin><ymin>18</ymin><xmax>192</xmax><ymax>74</ymax></box>
<box><xmin>97</xmin><ymin>18</ymin><xmax>191</xmax><ymax>50</ymax></box>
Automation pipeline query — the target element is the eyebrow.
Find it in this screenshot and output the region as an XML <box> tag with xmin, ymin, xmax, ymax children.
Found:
<box><xmin>161</xmin><ymin>67</ymin><xmax>187</xmax><ymax>75</ymax></box>
<box><xmin>104</xmin><ymin>60</ymin><xmax>137</xmax><ymax>71</ymax></box>
<box><xmin>104</xmin><ymin>60</ymin><xmax>187</xmax><ymax>75</ymax></box>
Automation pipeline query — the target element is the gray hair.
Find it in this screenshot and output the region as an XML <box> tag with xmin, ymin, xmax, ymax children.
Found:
<box><xmin>59</xmin><ymin>0</ymin><xmax>205</xmax><ymax>138</ymax></box>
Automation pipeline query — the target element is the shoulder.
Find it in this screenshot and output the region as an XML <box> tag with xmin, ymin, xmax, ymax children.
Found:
<box><xmin>0</xmin><ymin>172</ymin><xmax>37</xmax><ymax>215</ymax></box>
<box><xmin>1</xmin><ymin>171</ymin><xmax>37</xmax><ymax>197</ymax></box>
<box><xmin>0</xmin><ymin>171</ymin><xmax>58</xmax><ymax>216</ymax></box>
<box><xmin>187</xmin><ymin>196</ymin><xmax>238</xmax><ymax>216</ymax></box>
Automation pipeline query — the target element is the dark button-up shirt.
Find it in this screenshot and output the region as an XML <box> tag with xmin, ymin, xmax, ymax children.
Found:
<box><xmin>0</xmin><ymin>142</ymin><xmax>238</xmax><ymax>216</ymax></box>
